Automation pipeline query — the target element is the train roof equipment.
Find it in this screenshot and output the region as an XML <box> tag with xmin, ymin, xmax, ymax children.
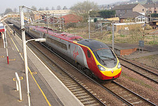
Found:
<box><xmin>30</xmin><ymin>26</ymin><xmax>83</xmax><ymax>42</ymax></box>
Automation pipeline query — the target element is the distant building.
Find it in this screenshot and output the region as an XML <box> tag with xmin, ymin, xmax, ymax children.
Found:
<box><xmin>120</xmin><ymin>11</ymin><xmax>148</xmax><ymax>23</ymax></box>
<box><xmin>61</xmin><ymin>14</ymin><xmax>82</xmax><ymax>24</ymax></box>
<box><xmin>112</xmin><ymin>3</ymin><xmax>146</xmax><ymax>18</ymax></box>
<box><xmin>30</xmin><ymin>10</ymin><xmax>70</xmax><ymax>21</ymax></box>
<box><xmin>143</xmin><ymin>3</ymin><xmax>158</xmax><ymax>14</ymax></box>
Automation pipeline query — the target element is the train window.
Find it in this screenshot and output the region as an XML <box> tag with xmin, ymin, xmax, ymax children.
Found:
<box><xmin>47</xmin><ymin>37</ymin><xmax>67</xmax><ymax>50</ymax></box>
<box><xmin>68</xmin><ymin>44</ymin><xmax>70</xmax><ymax>49</ymax></box>
<box><xmin>43</xmin><ymin>33</ymin><xmax>46</xmax><ymax>38</ymax></box>
<box><xmin>87</xmin><ymin>50</ymin><xmax>91</xmax><ymax>58</ymax></box>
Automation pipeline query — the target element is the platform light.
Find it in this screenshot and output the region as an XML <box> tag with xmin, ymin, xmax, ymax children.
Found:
<box><xmin>20</xmin><ymin>6</ymin><xmax>46</xmax><ymax>106</ymax></box>
<box><xmin>26</xmin><ymin>38</ymin><xmax>46</xmax><ymax>43</ymax></box>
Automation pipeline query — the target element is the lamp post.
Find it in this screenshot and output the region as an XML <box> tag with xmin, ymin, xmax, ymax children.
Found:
<box><xmin>88</xmin><ymin>9</ymin><xmax>92</xmax><ymax>39</ymax></box>
<box><xmin>112</xmin><ymin>22</ymin><xmax>115</xmax><ymax>51</ymax></box>
<box><xmin>20</xmin><ymin>6</ymin><xmax>46</xmax><ymax>106</ymax></box>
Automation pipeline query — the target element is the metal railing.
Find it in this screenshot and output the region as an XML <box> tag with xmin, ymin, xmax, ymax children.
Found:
<box><xmin>15</xmin><ymin>72</ymin><xmax>22</xmax><ymax>101</ymax></box>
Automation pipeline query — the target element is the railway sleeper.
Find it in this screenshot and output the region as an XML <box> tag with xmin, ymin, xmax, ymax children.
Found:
<box><xmin>86</xmin><ymin>103</ymin><xmax>101</xmax><ymax>106</ymax></box>
<box><xmin>131</xmin><ymin>100</ymin><xmax>143</xmax><ymax>105</ymax></box>
<box><xmin>83</xmin><ymin>100</ymin><xmax>98</xmax><ymax>105</ymax></box>
<box><xmin>67</xmin><ymin>86</ymin><xmax>79</xmax><ymax>89</ymax></box>
<box><xmin>66</xmin><ymin>84</ymin><xmax>79</xmax><ymax>88</ymax></box>
<box><xmin>71</xmin><ymin>88</ymin><xmax>85</xmax><ymax>93</ymax></box>
<box><xmin>75</xmin><ymin>93</ymin><xmax>88</xmax><ymax>96</ymax></box>
<box><xmin>77</xmin><ymin>95</ymin><xmax>91</xmax><ymax>99</ymax></box>
<box><xmin>80</xmin><ymin>98</ymin><xmax>95</xmax><ymax>102</ymax></box>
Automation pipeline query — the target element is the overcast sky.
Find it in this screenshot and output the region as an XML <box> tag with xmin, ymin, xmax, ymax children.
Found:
<box><xmin>0</xmin><ymin>0</ymin><xmax>128</xmax><ymax>13</ymax></box>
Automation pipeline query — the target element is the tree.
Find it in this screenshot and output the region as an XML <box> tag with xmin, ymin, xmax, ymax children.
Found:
<box><xmin>4</xmin><ymin>8</ymin><xmax>13</xmax><ymax>14</ymax></box>
<box><xmin>70</xmin><ymin>1</ymin><xmax>98</xmax><ymax>16</ymax></box>
<box><xmin>63</xmin><ymin>6</ymin><xmax>67</xmax><ymax>10</ymax></box>
<box><xmin>52</xmin><ymin>7</ymin><xmax>55</xmax><ymax>10</ymax></box>
<box><xmin>98</xmin><ymin>10</ymin><xmax>116</xmax><ymax>18</ymax></box>
<box><xmin>57</xmin><ymin>5</ymin><xmax>61</xmax><ymax>10</ymax></box>
<box><xmin>39</xmin><ymin>8</ymin><xmax>44</xmax><ymax>11</ymax></box>
<box><xmin>31</xmin><ymin>6</ymin><xmax>37</xmax><ymax>11</ymax></box>
<box><xmin>46</xmin><ymin>7</ymin><xmax>49</xmax><ymax>10</ymax></box>
<box><xmin>13</xmin><ymin>8</ymin><xmax>17</xmax><ymax>13</ymax></box>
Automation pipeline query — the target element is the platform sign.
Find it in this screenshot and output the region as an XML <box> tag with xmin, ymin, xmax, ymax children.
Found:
<box><xmin>139</xmin><ymin>40</ymin><xmax>144</xmax><ymax>47</ymax></box>
<box><xmin>0</xmin><ymin>23</ymin><xmax>5</xmax><ymax>32</ymax></box>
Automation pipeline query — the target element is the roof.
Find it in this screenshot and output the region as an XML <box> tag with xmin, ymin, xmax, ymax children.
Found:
<box><xmin>32</xmin><ymin>10</ymin><xmax>70</xmax><ymax>16</ymax></box>
<box><xmin>78</xmin><ymin>39</ymin><xmax>110</xmax><ymax>51</ymax></box>
<box><xmin>106</xmin><ymin>17</ymin><xmax>119</xmax><ymax>21</ymax></box>
<box><xmin>112</xmin><ymin>4</ymin><xmax>138</xmax><ymax>10</ymax></box>
<box><xmin>61</xmin><ymin>14</ymin><xmax>82</xmax><ymax>24</ymax></box>
<box><xmin>29</xmin><ymin>26</ymin><xmax>83</xmax><ymax>42</ymax></box>
<box><xmin>120</xmin><ymin>11</ymin><xmax>142</xmax><ymax>19</ymax></box>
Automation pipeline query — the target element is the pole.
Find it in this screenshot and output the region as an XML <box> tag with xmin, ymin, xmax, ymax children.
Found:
<box><xmin>89</xmin><ymin>15</ymin><xmax>90</xmax><ymax>39</ymax></box>
<box><xmin>112</xmin><ymin>22</ymin><xmax>114</xmax><ymax>51</ymax></box>
<box><xmin>47</xmin><ymin>13</ymin><xmax>49</xmax><ymax>34</ymax></box>
<box><xmin>20</xmin><ymin>6</ymin><xmax>31</xmax><ymax>106</ymax></box>
<box><xmin>4</xmin><ymin>26</ymin><xmax>9</xmax><ymax>64</ymax></box>
<box><xmin>53</xmin><ymin>13</ymin><xmax>54</xmax><ymax>28</ymax></box>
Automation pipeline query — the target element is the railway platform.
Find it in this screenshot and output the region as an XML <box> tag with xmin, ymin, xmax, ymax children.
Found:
<box><xmin>0</xmin><ymin>26</ymin><xmax>83</xmax><ymax>106</ymax></box>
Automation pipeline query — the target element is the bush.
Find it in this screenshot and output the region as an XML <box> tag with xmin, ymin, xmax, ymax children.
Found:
<box><xmin>65</xmin><ymin>23</ymin><xmax>77</xmax><ymax>28</ymax></box>
<box><xmin>144</xmin><ymin>24</ymin><xmax>152</xmax><ymax>30</ymax></box>
<box><xmin>120</xmin><ymin>34</ymin><xmax>125</xmax><ymax>37</ymax></box>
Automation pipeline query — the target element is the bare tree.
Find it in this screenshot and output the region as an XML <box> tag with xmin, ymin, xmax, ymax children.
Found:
<box><xmin>31</xmin><ymin>6</ymin><xmax>37</xmax><ymax>11</ymax></box>
<box><xmin>63</xmin><ymin>6</ymin><xmax>67</xmax><ymax>10</ymax></box>
<box><xmin>57</xmin><ymin>5</ymin><xmax>61</xmax><ymax>10</ymax></box>
<box><xmin>46</xmin><ymin>7</ymin><xmax>49</xmax><ymax>10</ymax></box>
<box><xmin>70</xmin><ymin>1</ymin><xmax>98</xmax><ymax>16</ymax></box>
<box><xmin>13</xmin><ymin>8</ymin><xmax>17</xmax><ymax>13</ymax></box>
<box><xmin>39</xmin><ymin>8</ymin><xmax>44</xmax><ymax>11</ymax></box>
<box><xmin>52</xmin><ymin>7</ymin><xmax>55</xmax><ymax>10</ymax></box>
<box><xmin>4</xmin><ymin>8</ymin><xmax>13</xmax><ymax>14</ymax></box>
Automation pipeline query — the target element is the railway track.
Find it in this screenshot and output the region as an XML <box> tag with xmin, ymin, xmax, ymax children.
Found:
<box><xmin>119</xmin><ymin>56</ymin><xmax>158</xmax><ymax>84</ymax></box>
<box><xmin>6</xmin><ymin>22</ymin><xmax>105</xmax><ymax>106</ymax></box>
<box><xmin>28</xmin><ymin>40</ymin><xmax>156</xmax><ymax>106</ymax></box>
<box><xmin>103</xmin><ymin>81</ymin><xmax>156</xmax><ymax>106</ymax></box>
<box><xmin>7</xmin><ymin>22</ymin><xmax>157</xmax><ymax>106</ymax></box>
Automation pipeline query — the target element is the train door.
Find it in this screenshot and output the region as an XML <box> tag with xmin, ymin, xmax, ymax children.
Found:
<box><xmin>0</xmin><ymin>32</ymin><xmax>1</xmax><ymax>38</ymax></box>
<box><xmin>86</xmin><ymin>49</ymin><xmax>94</xmax><ymax>67</ymax></box>
<box><xmin>86</xmin><ymin>49</ymin><xmax>98</xmax><ymax>77</ymax></box>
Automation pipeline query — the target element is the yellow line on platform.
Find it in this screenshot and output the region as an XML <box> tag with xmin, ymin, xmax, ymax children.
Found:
<box><xmin>7</xmin><ymin>28</ymin><xmax>51</xmax><ymax>106</ymax></box>
<box><xmin>9</xmin><ymin>59</ymin><xmax>16</xmax><ymax>61</ymax></box>
<box><xmin>28</xmin><ymin>68</ymin><xmax>51</xmax><ymax>106</ymax></box>
<box><xmin>7</xmin><ymin>31</ymin><xmax>20</xmax><ymax>52</ymax></box>
<box><xmin>0</xmin><ymin>56</ymin><xmax>4</xmax><ymax>58</ymax></box>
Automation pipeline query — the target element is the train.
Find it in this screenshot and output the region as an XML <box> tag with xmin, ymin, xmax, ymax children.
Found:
<box><xmin>8</xmin><ymin>19</ymin><xmax>122</xmax><ymax>80</ymax></box>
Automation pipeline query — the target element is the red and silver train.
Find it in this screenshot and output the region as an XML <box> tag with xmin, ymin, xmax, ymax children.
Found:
<box><xmin>28</xmin><ymin>26</ymin><xmax>122</xmax><ymax>80</ymax></box>
<box><xmin>9</xmin><ymin>19</ymin><xmax>122</xmax><ymax>80</ymax></box>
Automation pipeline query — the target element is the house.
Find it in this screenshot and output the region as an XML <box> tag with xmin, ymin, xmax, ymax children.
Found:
<box><xmin>143</xmin><ymin>3</ymin><xmax>158</xmax><ymax>14</ymax></box>
<box><xmin>30</xmin><ymin>10</ymin><xmax>70</xmax><ymax>21</ymax></box>
<box><xmin>120</xmin><ymin>11</ymin><xmax>148</xmax><ymax>23</ymax></box>
<box><xmin>60</xmin><ymin>14</ymin><xmax>82</xmax><ymax>24</ymax></box>
<box><xmin>112</xmin><ymin>3</ymin><xmax>146</xmax><ymax>18</ymax></box>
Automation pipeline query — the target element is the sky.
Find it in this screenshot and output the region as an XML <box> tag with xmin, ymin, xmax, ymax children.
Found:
<box><xmin>0</xmin><ymin>0</ymin><xmax>128</xmax><ymax>14</ymax></box>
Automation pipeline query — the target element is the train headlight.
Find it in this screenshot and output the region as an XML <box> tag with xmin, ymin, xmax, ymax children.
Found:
<box><xmin>98</xmin><ymin>65</ymin><xmax>106</xmax><ymax>71</ymax></box>
<box><xmin>117</xmin><ymin>63</ymin><xmax>121</xmax><ymax>69</ymax></box>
